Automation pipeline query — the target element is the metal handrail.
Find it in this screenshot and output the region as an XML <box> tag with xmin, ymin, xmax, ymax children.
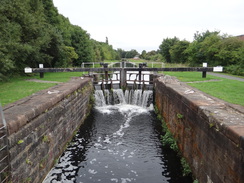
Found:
<box><xmin>0</xmin><ymin>104</ymin><xmax>10</xmax><ymax>183</ymax></box>
<box><xmin>0</xmin><ymin>105</ymin><xmax>6</xmax><ymax>127</ymax></box>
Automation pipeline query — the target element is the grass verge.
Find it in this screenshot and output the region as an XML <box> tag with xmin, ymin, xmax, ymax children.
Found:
<box><xmin>163</xmin><ymin>72</ymin><xmax>244</xmax><ymax>106</ymax></box>
<box><xmin>0</xmin><ymin>76</ymin><xmax>56</xmax><ymax>106</ymax></box>
<box><xmin>0</xmin><ymin>72</ymin><xmax>84</xmax><ymax>106</ymax></box>
<box><xmin>30</xmin><ymin>72</ymin><xmax>84</xmax><ymax>82</ymax></box>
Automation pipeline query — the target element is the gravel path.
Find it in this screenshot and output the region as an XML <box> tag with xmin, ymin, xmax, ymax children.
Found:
<box><xmin>26</xmin><ymin>79</ymin><xmax>62</xmax><ymax>84</ymax></box>
<box><xmin>208</xmin><ymin>72</ymin><xmax>244</xmax><ymax>82</ymax></box>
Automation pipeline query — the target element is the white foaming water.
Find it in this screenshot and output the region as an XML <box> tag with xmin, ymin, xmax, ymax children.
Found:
<box><xmin>94</xmin><ymin>89</ymin><xmax>153</xmax><ymax>140</ymax></box>
<box><xmin>94</xmin><ymin>89</ymin><xmax>153</xmax><ymax>109</ymax></box>
<box><xmin>94</xmin><ymin>90</ymin><xmax>106</xmax><ymax>107</ymax></box>
<box><xmin>113</xmin><ymin>89</ymin><xmax>126</xmax><ymax>104</ymax></box>
<box><xmin>43</xmin><ymin>89</ymin><xmax>166</xmax><ymax>183</ymax></box>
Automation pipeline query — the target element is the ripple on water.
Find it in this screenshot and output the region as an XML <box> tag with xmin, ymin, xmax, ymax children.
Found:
<box><xmin>43</xmin><ymin>104</ymin><xmax>193</xmax><ymax>183</ymax></box>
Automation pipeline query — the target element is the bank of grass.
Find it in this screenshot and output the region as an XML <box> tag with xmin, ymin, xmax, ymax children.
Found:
<box><xmin>1</xmin><ymin>66</ymin><xmax>243</xmax><ymax>107</ymax></box>
<box><xmin>0</xmin><ymin>76</ymin><xmax>55</xmax><ymax>106</ymax></box>
<box><xmin>163</xmin><ymin>72</ymin><xmax>244</xmax><ymax>106</ymax></box>
<box><xmin>31</xmin><ymin>72</ymin><xmax>84</xmax><ymax>82</ymax></box>
<box><xmin>0</xmin><ymin>72</ymin><xmax>84</xmax><ymax>106</ymax></box>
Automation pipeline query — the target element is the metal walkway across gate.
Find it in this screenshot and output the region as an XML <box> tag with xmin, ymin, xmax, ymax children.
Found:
<box><xmin>25</xmin><ymin>61</ymin><xmax>221</xmax><ymax>90</ymax></box>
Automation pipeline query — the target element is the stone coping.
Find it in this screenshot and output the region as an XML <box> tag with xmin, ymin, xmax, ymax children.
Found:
<box><xmin>157</xmin><ymin>75</ymin><xmax>244</xmax><ymax>150</ymax></box>
<box><xmin>3</xmin><ymin>77</ymin><xmax>92</xmax><ymax>135</ymax></box>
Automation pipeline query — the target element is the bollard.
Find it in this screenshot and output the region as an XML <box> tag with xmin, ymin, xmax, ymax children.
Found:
<box><xmin>39</xmin><ymin>64</ymin><xmax>44</xmax><ymax>78</ymax></box>
<box><xmin>202</xmin><ymin>62</ymin><xmax>207</xmax><ymax>78</ymax></box>
<box><xmin>202</xmin><ymin>71</ymin><xmax>207</xmax><ymax>78</ymax></box>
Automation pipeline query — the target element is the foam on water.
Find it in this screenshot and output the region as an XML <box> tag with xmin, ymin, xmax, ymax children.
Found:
<box><xmin>94</xmin><ymin>89</ymin><xmax>153</xmax><ymax>109</ymax></box>
<box><xmin>43</xmin><ymin>88</ymin><xmax>192</xmax><ymax>183</ymax></box>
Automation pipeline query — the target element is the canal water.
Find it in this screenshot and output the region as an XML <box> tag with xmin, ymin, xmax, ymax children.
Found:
<box><xmin>43</xmin><ymin>89</ymin><xmax>193</xmax><ymax>183</ymax></box>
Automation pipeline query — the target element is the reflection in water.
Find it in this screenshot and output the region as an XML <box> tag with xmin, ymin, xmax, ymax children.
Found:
<box><xmin>43</xmin><ymin>90</ymin><xmax>193</xmax><ymax>183</ymax></box>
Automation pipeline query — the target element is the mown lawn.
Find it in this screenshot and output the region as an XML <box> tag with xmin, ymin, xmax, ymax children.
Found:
<box><xmin>163</xmin><ymin>72</ymin><xmax>244</xmax><ymax>106</ymax></box>
<box><xmin>1</xmin><ymin>67</ymin><xmax>243</xmax><ymax>107</ymax></box>
<box><xmin>31</xmin><ymin>72</ymin><xmax>85</xmax><ymax>82</ymax></box>
<box><xmin>0</xmin><ymin>72</ymin><xmax>84</xmax><ymax>106</ymax></box>
<box><xmin>0</xmin><ymin>76</ymin><xmax>56</xmax><ymax>106</ymax></box>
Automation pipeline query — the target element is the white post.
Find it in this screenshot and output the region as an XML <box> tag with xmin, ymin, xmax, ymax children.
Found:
<box><xmin>24</xmin><ymin>67</ymin><xmax>32</xmax><ymax>73</ymax></box>
<box><xmin>213</xmin><ymin>66</ymin><xmax>223</xmax><ymax>72</ymax></box>
<box><xmin>203</xmin><ymin>63</ymin><xmax>207</xmax><ymax>67</ymax></box>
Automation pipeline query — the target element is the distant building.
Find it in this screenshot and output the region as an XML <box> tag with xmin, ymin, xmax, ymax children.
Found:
<box><xmin>235</xmin><ymin>34</ymin><xmax>244</xmax><ymax>41</ymax></box>
<box><xmin>133</xmin><ymin>55</ymin><xmax>140</xmax><ymax>60</ymax></box>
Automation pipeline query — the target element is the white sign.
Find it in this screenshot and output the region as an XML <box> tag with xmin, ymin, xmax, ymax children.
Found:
<box><xmin>203</xmin><ymin>63</ymin><xmax>207</xmax><ymax>67</ymax></box>
<box><xmin>39</xmin><ymin>64</ymin><xmax>44</xmax><ymax>68</ymax></box>
<box><xmin>24</xmin><ymin>67</ymin><xmax>32</xmax><ymax>73</ymax></box>
<box><xmin>213</xmin><ymin>66</ymin><xmax>223</xmax><ymax>72</ymax></box>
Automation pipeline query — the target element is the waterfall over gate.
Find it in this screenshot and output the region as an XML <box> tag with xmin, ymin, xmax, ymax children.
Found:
<box><xmin>43</xmin><ymin>87</ymin><xmax>193</xmax><ymax>183</ymax></box>
<box><xmin>94</xmin><ymin>89</ymin><xmax>153</xmax><ymax>108</ymax></box>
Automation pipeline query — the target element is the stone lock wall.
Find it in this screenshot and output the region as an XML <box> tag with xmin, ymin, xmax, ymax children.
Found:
<box><xmin>3</xmin><ymin>77</ymin><xmax>93</xmax><ymax>183</ymax></box>
<box><xmin>154</xmin><ymin>75</ymin><xmax>244</xmax><ymax>183</ymax></box>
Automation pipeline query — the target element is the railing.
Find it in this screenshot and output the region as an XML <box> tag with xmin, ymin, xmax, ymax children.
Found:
<box><xmin>93</xmin><ymin>71</ymin><xmax>154</xmax><ymax>90</ymax></box>
<box><xmin>0</xmin><ymin>104</ymin><xmax>10</xmax><ymax>183</ymax></box>
<box><xmin>81</xmin><ymin>62</ymin><xmax>165</xmax><ymax>68</ymax></box>
<box><xmin>25</xmin><ymin>61</ymin><xmax>222</xmax><ymax>89</ymax></box>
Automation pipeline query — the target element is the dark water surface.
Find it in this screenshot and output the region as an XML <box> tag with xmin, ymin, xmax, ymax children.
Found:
<box><xmin>44</xmin><ymin>104</ymin><xmax>193</xmax><ymax>183</ymax></box>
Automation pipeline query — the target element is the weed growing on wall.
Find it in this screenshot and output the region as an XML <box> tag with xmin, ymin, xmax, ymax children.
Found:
<box><xmin>181</xmin><ymin>157</ymin><xmax>192</xmax><ymax>176</ymax></box>
<box><xmin>160</xmin><ymin>117</ymin><xmax>179</xmax><ymax>152</ymax></box>
<box><xmin>155</xmin><ymin>105</ymin><xmax>192</xmax><ymax>177</ymax></box>
<box><xmin>17</xmin><ymin>139</ymin><xmax>24</xmax><ymax>144</ymax></box>
<box><xmin>177</xmin><ymin>113</ymin><xmax>184</xmax><ymax>119</ymax></box>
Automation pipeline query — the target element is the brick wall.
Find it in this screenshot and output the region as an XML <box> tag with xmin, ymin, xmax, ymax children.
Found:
<box><xmin>154</xmin><ymin>75</ymin><xmax>244</xmax><ymax>183</ymax></box>
<box><xmin>3</xmin><ymin>77</ymin><xmax>93</xmax><ymax>183</ymax></box>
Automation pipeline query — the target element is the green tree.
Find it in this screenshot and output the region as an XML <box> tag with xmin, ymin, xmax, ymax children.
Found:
<box><xmin>61</xmin><ymin>46</ymin><xmax>78</xmax><ymax>67</ymax></box>
<box><xmin>215</xmin><ymin>37</ymin><xmax>244</xmax><ymax>66</ymax></box>
<box><xmin>185</xmin><ymin>30</ymin><xmax>220</xmax><ymax>66</ymax></box>
<box><xmin>199</xmin><ymin>34</ymin><xmax>222</xmax><ymax>66</ymax></box>
<box><xmin>170</xmin><ymin>40</ymin><xmax>190</xmax><ymax>63</ymax></box>
<box><xmin>117</xmin><ymin>48</ymin><xmax>127</xmax><ymax>58</ymax></box>
<box><xmin>159</xmin><ymin>37</ymin><xmax>179</xmax><ymax>63</ymax></box>
<box><xmin>140</xmin><ymin>50</ymin><xmax>147</xmax><ymax>59</ymax></box>
<box><xmin>194</xmin><ymin>30</ymin><xmax>220</xmax><ymax>42</ymax></box>
<box><xmin>0</xmin><ymin>50</ymin><xmax>14</xmax><ymax>81</ymax></box>
<box><xmin>71</xmin><ymin>25</ymin><xmax>94</xmax><ymax>65</ymax></box>
<box><xmin>42</xmin><ymin>0</ymin><xmax>60</xmax><ymax>25</ymax></box>
<box><xmin>218</xmin><ymin>37</ymin><xmax>244</xmax><ymax>76</ymax></box>
<box><xmin>125</xmin><ymin>49</ymin><xmax>139</xmax><ymax>58</ymax></box>
<box><xmin>0</xmin><ymin>0</ymin><xmax>56</xmax><ymax>69</ymax></box>
<box><xmin>55</xmin><ymin>15</ymin><xmax>73</xmax><ymax>46</ymax></box>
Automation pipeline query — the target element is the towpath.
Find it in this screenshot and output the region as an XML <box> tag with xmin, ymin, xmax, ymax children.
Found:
<box><xmin>26</xmin><ymin>79</ymin><xmax>62</xmax><ymax>84</ymax></box>
<box><xmin>208</xmin><ymin>72</ymin><xmax>244</xmax><ymax>82</ymax></box>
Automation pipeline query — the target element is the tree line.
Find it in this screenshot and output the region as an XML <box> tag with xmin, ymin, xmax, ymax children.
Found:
<box><xmin>1</xmin><ymin>0</ymin><xmax>243</xmax><ymax>80</ymax></box>
<box><xmin>142</xmin><ymin>30</ymin><xmax>244</xmax><ymax>76</ymax></box>
<box><xmin>0</xmin><ymin>0</ymin><xmax>138</xmax><ymax>81</ymax></box>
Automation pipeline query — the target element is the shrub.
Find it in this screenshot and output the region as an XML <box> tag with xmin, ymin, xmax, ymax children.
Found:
<box><xmin>225</xmin><ymin>64</ymin><xmax>244</xmax><ymax>76</ymax></box>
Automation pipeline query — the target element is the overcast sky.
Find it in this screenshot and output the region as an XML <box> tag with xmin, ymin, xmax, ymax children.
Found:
<box><xmin>53</xmin><ymin>0</ymin><xmax>244</xmax><ymax>53</ymax></box>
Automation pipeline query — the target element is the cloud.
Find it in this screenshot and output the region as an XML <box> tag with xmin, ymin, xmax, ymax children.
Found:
<box><xmin>53</xmin><ymin>0</ymin><xmax>244</xmax><ymax>52</ymax></box>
